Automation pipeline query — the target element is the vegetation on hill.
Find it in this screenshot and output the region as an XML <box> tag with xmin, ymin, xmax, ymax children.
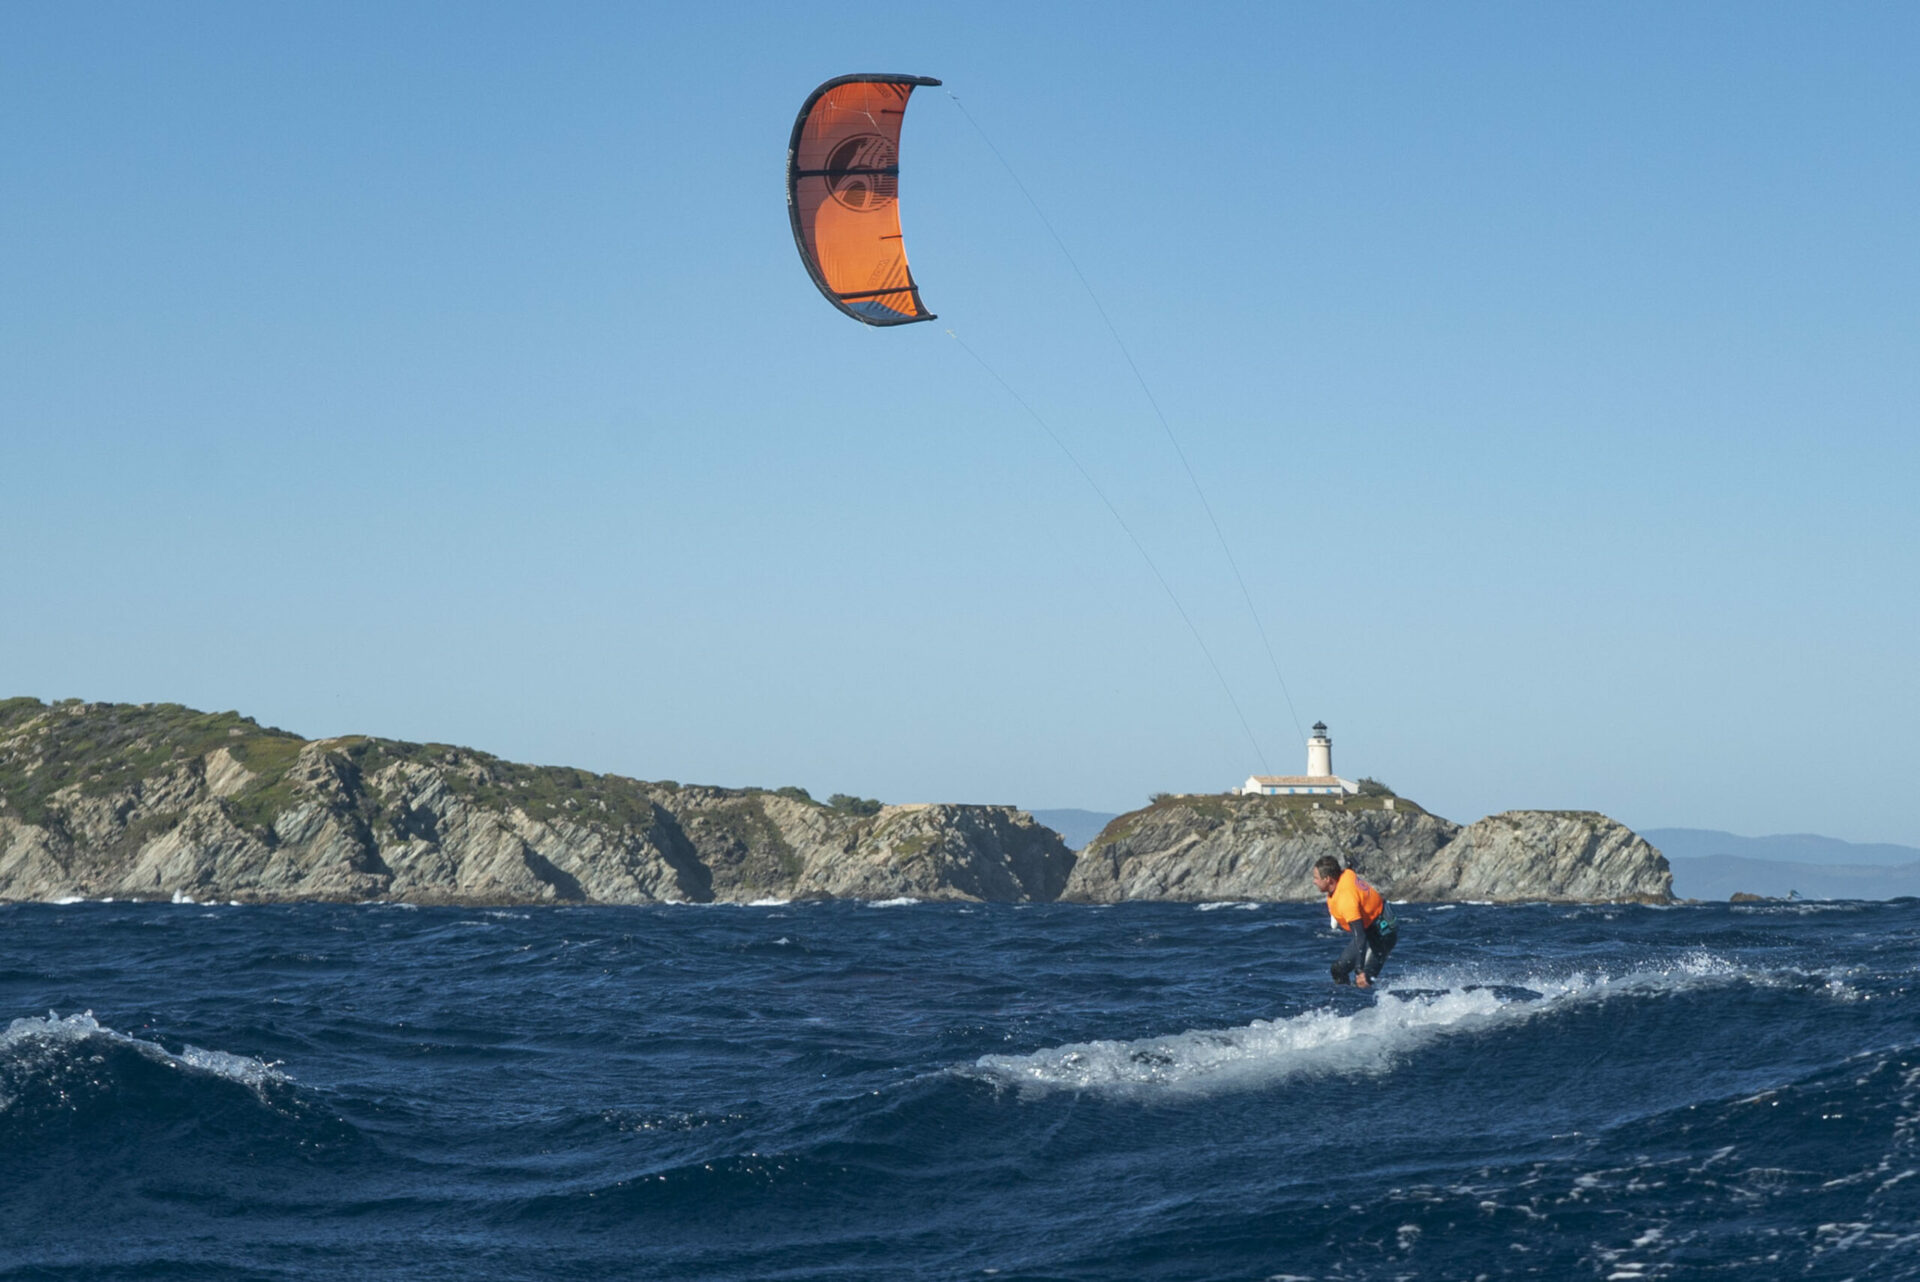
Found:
<box><xmin>1</xmin><ymin>698</ymin><xmax>686</xmax><ymax>842</ymax></box>
<box><xmin>828</xmin><ymin>793</ymin><xmax>883</xmax><ymax>817</ymax></box>
<box><xmin>0</xmin><ymin>699</ymin><xmax>302</xmax><ymax>828</ymax></box>
<box><xmin>1085</xmin><ymin>789</ymin><xmax>1431</xmax><ymax>855</ymax></box>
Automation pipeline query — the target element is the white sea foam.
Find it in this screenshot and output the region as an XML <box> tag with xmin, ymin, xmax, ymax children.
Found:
<box><xmin>1733</xmin><ymin>900</ymin><xmax>1876</xmax><ymax>916</ymax></box>
<box><xmin>2</xmin><ymin>1011</ymin><xmax>289</xmax><ymax>1107</ymax></box>
<box><xmin>866</xmin><ymin>898</ymin><xmax>921</xmax><ymax>908</ymax></box>
<box><xmin>962</xmin><ymin>959</ymin><xmax>1767</xmax><ymax>1099</ymax></box>
<box><xmin>1198</xmin><ymin>901</ymin><xmax>1261</xmax><ymax>912</ymax></box>
<box><xmin>964</xmin><ymin>986</ymin><xmax>1515</xmax><ymax>1098</ymax></box>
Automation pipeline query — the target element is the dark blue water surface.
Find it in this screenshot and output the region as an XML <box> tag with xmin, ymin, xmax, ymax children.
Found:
<box><xmin>4</xmin><ymin>897</ymin><xmax>1918</xmax><ymax>1281</ymax></box>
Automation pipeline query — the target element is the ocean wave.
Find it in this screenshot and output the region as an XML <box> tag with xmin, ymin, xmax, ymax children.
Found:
<box><xmin>1732</xmin><ymin>899</ymin><xmax>1887</xmax><ymax>916</ymax></box>
<box><xmin>959</xmin><ymin>958</ymin><xmax>1807</xmax><ymax>1099</ymax></box>
<box><xmin>961</xmin><ymin>986</ymin><xmax>1517</xmax><ymax>1098</ymax></box>
<box><xmin>864</xmin><ymin>898</ymin><xmax>921</xmax><ymax>908</ymax></box>
<box><xmin>1</xmin><ymin>1011</ymin><xmax>290</xmax><ymax>1118</ymax></box>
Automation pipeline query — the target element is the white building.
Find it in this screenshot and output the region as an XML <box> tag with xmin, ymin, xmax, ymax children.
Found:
<box><xmin>1240</xmin><ymin>722</ymin><xmax>1359</xmax><ymax>797</ymax></box>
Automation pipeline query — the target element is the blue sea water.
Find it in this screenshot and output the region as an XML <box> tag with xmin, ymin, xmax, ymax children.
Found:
<box><xmin>3</xmin><ymin>898</ymin><xmax>1917</xmax><ymax>1281</ymax></box>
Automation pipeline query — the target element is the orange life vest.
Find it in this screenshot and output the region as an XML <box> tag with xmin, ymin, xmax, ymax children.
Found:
<box><xmin>1325</xmin><ymin>869</ymin><xmax>1385</xmax><ymax>932</ymax></box>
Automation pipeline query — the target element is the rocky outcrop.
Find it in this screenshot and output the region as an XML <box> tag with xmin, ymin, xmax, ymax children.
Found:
<box><xmin>1063</xmin><ymin>796</ymin><xmax>1672</xmax><ymax>904</ymax></box>
<box><xmin>0</xmin><ymin>698</ymin><xmax>1673</xmax><ymax>906</ymax></box>
<box><xmin>1062</xmin><ymin>794</ymin><xmax>1460</xmax><ymax>902</ymax></box>
<box><xmin>1393</xmin><ymin>810</ymin><xmax>1673</xmax><ymax>903</ymax></box>
<box><xmin>793</xmin><ymin>803</ymin><xmax>1073</xmax><ymax>902</ymax></box>
<box><xmin>0</xmin><ymin>699</ymin><xmax>1071</xmax><ymax>905</ymax></box>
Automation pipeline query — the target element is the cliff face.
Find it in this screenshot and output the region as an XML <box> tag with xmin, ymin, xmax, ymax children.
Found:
<box><xmin>1062</xmin><ymin>794</ymin><xmax>1460</xmax><ymax>903</ymax></box>
<box><xmin>1393</xmin><ymin>810</ymin><xmax>1674</xmax><ymax>903</ymax></box>
<box><xmin>0</xmin><ymin>700</ymin><xmax>1071</xmax><ymax>905</ymax></box>
<box><xmin>1063</xmin><ymin>795</ymin><xmax>1673</xmax><ymax>904</ymax></box>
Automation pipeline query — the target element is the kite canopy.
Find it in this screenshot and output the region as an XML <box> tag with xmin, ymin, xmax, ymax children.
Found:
<box><xmin>787</xmin><ymin>74</ymin><xmax>940</xmax><ymax>326</ymax></box>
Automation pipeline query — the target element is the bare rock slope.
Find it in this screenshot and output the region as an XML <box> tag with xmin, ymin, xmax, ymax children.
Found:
<box><xmin>0</xmin><ymin>699</ymin><xmax>1070</xmax><ymax>905</ymax></box>
<box><xmin>1392</xmin><ymin>809</ymin><xmax>1673</xmax><ymax>902</ymax></box>
<box><xmin>1063</xmin><ymin>794</ymin><xmax>1460</xmax><ymax>902</ymax></box>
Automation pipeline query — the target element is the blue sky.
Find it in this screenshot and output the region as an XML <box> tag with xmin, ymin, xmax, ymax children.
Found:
<box><xmin>4</xmin><ymin>3</ymin><xmax>1916</xmax><ymax>843</ymax></box>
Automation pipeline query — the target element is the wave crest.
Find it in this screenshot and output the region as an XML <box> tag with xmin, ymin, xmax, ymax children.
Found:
<box><xmin>1</xmin><ymin>1011</ymin><xmax>289</xmax><ymax>1119</ymax></box>
<box><xmin>960</xmin><ymin>959</ymin><xmax>1792</xmax><ymax>1099</ymax></box>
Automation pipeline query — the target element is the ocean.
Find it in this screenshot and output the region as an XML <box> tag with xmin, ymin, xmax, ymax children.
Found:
<box><xmin>3</xmin><ymin>898</ymin><xmax>1917</xmax><ymax>1281</ymax></box>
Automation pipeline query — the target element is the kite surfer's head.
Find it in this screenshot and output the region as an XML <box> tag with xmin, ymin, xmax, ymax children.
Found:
<box><xmin>1311</xmin><ymin>855</ymin><xmax>1342</xmax><ymax>895</ymax></box>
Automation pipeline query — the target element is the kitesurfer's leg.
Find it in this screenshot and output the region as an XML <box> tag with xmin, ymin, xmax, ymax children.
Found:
<box><xmin>1361</xmin><ymin>923</ymin><xmax>1397</xmax><ymax>982</ymax></box>
<box><xmin>1332</xmin><ymin>928</ymin><xmax>1366</xmax><ymax>984</ymax></box>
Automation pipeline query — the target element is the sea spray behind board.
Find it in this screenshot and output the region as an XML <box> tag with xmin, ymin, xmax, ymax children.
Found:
<box><xmin>964</xmin><ymin>983</ymin><xmax>1524</xmax><ymax>1095</ymax></box>
<box><xmin>2</xmin><ymin>899</ymin><xmax>1917</xmax><ymax>1280</ymax></box>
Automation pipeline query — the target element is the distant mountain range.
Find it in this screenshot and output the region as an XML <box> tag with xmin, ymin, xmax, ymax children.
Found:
<box><xmin>1663</xmin><ymin>855</ymin><xmax>1920</xmax><ymax>902</ymax></box>
<box><xmin>1641</xmin><ymin>828</ymin><xmax>1920</xmax><ymax>867</ymax></box>
<box><xmin>1641</xmin><ymin>829</ymin><xmax>1920</xmax><ymax>900</ymax></box>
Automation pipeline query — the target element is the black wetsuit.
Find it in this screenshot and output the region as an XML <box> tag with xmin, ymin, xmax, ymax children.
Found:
<box><xmin>1331</xmin><ymin>905</ymin><xmax>1398</xmax><ymax>984</ymax></box>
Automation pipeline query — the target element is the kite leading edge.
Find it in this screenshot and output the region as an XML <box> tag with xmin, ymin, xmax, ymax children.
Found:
<box><xmin>786</xmin><ymin>74</ymin><xmax>941</xmax><ymax>326</ymax></box>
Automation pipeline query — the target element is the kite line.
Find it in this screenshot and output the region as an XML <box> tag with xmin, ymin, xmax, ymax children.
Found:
<box><xmin>785</xmin><ymin>73</ymin><xmax>1300</xmax><ymax>770</ymax></box>
<box><xmin>942</xmin><ymin>325</ymin><xmax>1271</xmax><ymax>773</ymax></box>
<box><xmin>944</xmin><ymin>89</ymin><xmax>1307</xmax><ymax>746</ymax></box>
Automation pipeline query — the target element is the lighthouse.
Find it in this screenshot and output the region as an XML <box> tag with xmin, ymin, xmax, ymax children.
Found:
<box><xmin>1237</xmin><ymin>721</ymin><xmax>1359</xmax><ymax>796</ymax></box>
<box><xmin>1307</xmin><ymin>721</ymin><xmax>1333</xmax><ymax>778</ymax></box>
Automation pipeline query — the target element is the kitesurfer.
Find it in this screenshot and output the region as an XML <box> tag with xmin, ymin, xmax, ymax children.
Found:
<box><xmin>1311</xmin><ymin>855</ymin><xmax>1397</xmax><ymax>987</ymax></box>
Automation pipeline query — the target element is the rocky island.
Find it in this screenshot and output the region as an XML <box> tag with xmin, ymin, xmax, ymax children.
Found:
<box><xmin>1065</xmin><ymin>794</ymin><xmax>1671</xmax><ymax>903</ymax></box>
<box><xmin>0</xmin><ymin>699</ymin><xmax>1671</xmax><ymax>905</ymax></box>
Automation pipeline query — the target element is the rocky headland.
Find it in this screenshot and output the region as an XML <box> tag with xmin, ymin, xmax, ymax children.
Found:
<box><xmin>0</xmin><ymin>700</ymin><xmax>1070</xmax><ymax>905</ymax></box>
<box><xmin>1064</xmin><ymin>795</ymin><xmax>1670</xmax><ymax>904</ymax></box>
<box><xmin>0</xmin><ymin>699</ymin><xmax>1672</xmax><ymax>905</ymax></box>
<box><xmin>1064</xmin><ymin>794</ymin><xmax>1454</xmax><ymax>902</ymax></box>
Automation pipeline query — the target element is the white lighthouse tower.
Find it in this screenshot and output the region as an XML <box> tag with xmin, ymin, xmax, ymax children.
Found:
<box><xmin>1238</xmin><ymin>720</ymin><xmax>1359</xmax><ymax>796</ymax></box>
<box><xmin>1307</xmin><ymin>721</ymin><xmax>1333</xmax><ymax>778</ymax></box>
